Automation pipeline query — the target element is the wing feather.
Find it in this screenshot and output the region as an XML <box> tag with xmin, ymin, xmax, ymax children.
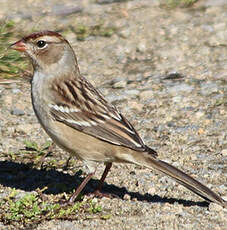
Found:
<box><xmin>49</xmin><ymin>75</ymin><xmax>150</xmax><ymax>152</ymax></box>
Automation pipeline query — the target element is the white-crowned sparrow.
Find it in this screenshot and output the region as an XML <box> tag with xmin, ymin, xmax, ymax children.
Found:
<box><xmin>11</xmin><ymin>31</ymin><xmax>226</xmax><ymax>207</ymax></box>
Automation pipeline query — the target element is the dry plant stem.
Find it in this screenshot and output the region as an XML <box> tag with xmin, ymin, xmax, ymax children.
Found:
<box><xmin>63</xmin><ymin>156</ymin><xmax>72</xmax><ymax>170</ymax></box>
<box><xmin>39</xmin><ymin>143</ymin><xmax>55</xmax><ymax>168</ymax></box>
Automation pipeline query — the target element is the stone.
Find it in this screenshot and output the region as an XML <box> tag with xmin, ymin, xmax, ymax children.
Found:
<box><xmin>137</xmin><ymin>41</ymin><xmax>146</xmax><ymax>53</ymax></box>
<box><xmin>112</xmin><ymin>80</ymin><xmax>127</xmax><ymax>88</ymax></box>
<box><xmin>123</xmin><ymin>194</ymin><xmax>131</xmax><ymax>200</ymax></box>
<box><xmin>167</xmin><ymin>83</ymin><xmax>194</xmax><ymax>95</ymax></box>
<box><xmin>10</xmin><ymin>108</ymin><xmax>25</xmax><ymax>116</ymax></box>
<box><xmin>195</xmin><ymin>111</ymin><xmax>205</xmax><ymax>119</ymax></box>
<box><xmin>119</xmin><ymin>28</ymin><xmax>131</xmax><ymax>38</ymax></box>
<box><xmin>147</xmin><ymin>187</ymin><xmax>156</xmax><ymax>195</ymax></box>
<box><xmin>221</xmin><ymin>149</ymin><xmax>227</xmax><ymax>156</ymax></box>
<box><xmin>139</xmin><ymin>90</ymin><xmax>154</xmax><ymax>100</ymax></box>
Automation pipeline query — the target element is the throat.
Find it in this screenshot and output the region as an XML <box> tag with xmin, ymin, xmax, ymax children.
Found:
<box><xmin>32</xmin><ymin>71</ymin><xmax>47</xmax><ymax>96</ymax></box>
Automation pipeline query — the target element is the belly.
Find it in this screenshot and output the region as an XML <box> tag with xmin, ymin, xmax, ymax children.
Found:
<box><xmin>48</xmin><ymin>120</ymin><xmax>118</xmax><ymax>162</ymax></box>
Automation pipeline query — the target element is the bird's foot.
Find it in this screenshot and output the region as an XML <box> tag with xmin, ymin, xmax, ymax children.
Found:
<box><xmin>86</xmin><ymin>190</ymin><xmax>119</xmax><ymax>199</ymax></box>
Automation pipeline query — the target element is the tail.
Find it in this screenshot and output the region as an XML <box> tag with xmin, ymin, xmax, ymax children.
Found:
<box><xmin>135</xmin><ymin>153</ymin><xmax>226</xmax><ymax>207</ymax></box>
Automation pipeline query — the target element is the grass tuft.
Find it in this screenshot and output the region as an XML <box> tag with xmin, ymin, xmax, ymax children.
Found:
<box><xmin>0</xmin><ymin>21</ymin><xmax>28</xmax><ymax>79</ymax></box>
<box><xmin>160</xmin><ymin>0</ymin><xmax>198</xmax><ymax>8</ymax></box>
<box><xmin>0</xmin><ymin>192</ymin><xmax>104</xmax><ymax>229</ymax></box>
<box><xmin>72</xmin><ymin>24</ymin><xmax>116</xmax><ymax>41</ymax></box>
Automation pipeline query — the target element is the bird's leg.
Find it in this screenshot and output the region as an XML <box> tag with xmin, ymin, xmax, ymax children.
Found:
<box><xmin>94</xmin><ymin>162</ymin><xmax>112</xmax><ymax>193</ymax></box>
<box><xmin>67</xmin><ymin>163</ymin><xmax>114</xmax><ymax>205</ymax></box>
<box><xmin>68</xmin><ymin>172</ymin><xmax>95</xmax><ymax>204</ymax></box>
<box><xmin>91</xmin><ymin>162</ymin><xmax>118</xmax><ymax>198</ymax></box>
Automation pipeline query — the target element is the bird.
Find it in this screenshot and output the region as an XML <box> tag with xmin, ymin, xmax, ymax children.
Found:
<box><xmin>10</xmin><ymin>31</ymin><xmax>226</xmax><ymax>207</ymax></box>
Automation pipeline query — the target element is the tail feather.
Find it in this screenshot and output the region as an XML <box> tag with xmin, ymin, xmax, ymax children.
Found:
<box><xmin>139</xmin><ymin>155</ymin><xmax>226</xmax><ymax>207</ymax></box>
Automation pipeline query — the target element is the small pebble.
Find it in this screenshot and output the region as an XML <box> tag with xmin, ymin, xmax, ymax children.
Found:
<box><xmin>195</xmin><ymin>111</ymin><xmax>205</xmax><ymax>119</ymax></box>
<box><xmin>10</xmin><ymin>108</ymin><xmax>25</xmax><ymax>116</ymax></box>
<box><xmin>167</xmin><ymin>83</ymin><xmax>194</xmax><ymax>94</ymax></box>
<box><xmin>136</xmin><ymin>41</ymin><xmax>146</xmax><ymax>53</ymax></box>
<box><xmin>118</xmin><ymin>28</ymin><xmax>131</xmax><ymax>38</ymax></box>
<box><xmin>148</xmin><ymin>187</ymin><xmax>156</xmax><ymax>195</ymax></box>
<box><xmin>123</xmin><ymin>194</ymin><xmax>131</xmax><ymax>200</ymax></box>
<box><xmin>92</xmin><ymin>197</ymin><xmax>98</xmax><ymax>203</ymax></box>
<box><xmin>112</xmin><ymin>80</ymin><xmax>127</xmax><ymax>88</ymax></box>
<box><xmin>190</xmin><ymin>154</ymin><xmax>197</xmax><ymax>161</ymax></box>
<box><xmin>12</xmin><ymin>88</ymin><xmax>21</xmax><ymax>94</ymax></box>
<box><xmin>221</xmin><ymin>149</ymin><xmax>227</xmax><ymax>156</ymax></box>
<box><xmin>172</xmin><ymin>96</ymin><xmax>182</xmax><ymax>103</ymax></box>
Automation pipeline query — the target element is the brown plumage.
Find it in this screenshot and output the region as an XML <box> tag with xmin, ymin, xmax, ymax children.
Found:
<box><xmin>11</xmin><ymin>31</ymin><xmax>226</xmax><ymax>207</ymax></box>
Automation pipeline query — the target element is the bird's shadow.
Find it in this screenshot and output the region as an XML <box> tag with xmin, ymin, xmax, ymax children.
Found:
<box><xmin>0</xmin><ymin>160</ymin><xmax>209</xmax><ymax>207</ymax></box>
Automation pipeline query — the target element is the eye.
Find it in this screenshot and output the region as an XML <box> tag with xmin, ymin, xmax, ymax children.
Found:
<box><xmin>36</xmin><ymin>40</ymin><xmax>47</xmax><ymax>48</ymax></box>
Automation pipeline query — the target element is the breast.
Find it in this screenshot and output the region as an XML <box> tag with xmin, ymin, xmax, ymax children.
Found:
<box><xmin>31</xmin><ymin>71</ymin><xmax>55</xmax><ymax>134</ymax></box>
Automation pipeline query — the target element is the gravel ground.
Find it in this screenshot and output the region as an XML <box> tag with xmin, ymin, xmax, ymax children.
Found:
<box><xmin>0</xmin><ymin>0</ymin><xmax>227</xmax><ymax>229</ymax></box>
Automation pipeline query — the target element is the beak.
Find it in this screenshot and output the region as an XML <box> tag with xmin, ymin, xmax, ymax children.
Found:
<box><xmin>10</xmin><ymin>40</ymin><xmax>26</xmax><ymax>52</ymax></box>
